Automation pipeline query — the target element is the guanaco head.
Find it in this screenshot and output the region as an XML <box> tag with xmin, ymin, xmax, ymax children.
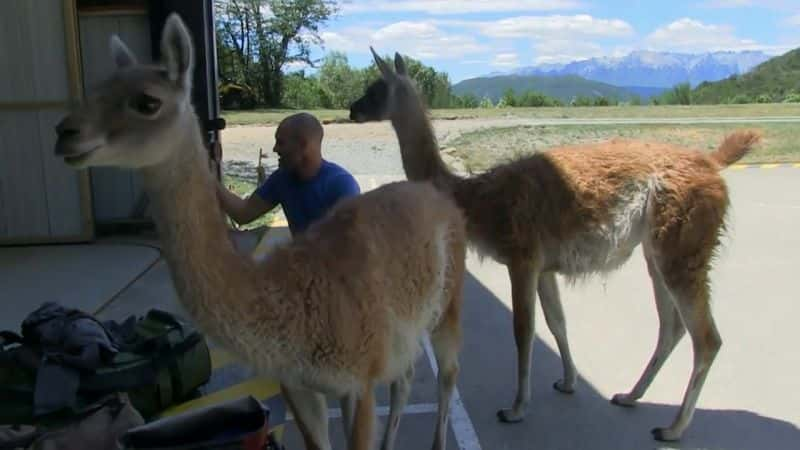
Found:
<box><xmin>54</xmin><ymin>13</ymin><xmax>195</xmax><ymax>169</ymax></box>
<box><xmin>349</xmin><ymin>47</ymin><xmax>418</xmax><ymax>123</ymax></box>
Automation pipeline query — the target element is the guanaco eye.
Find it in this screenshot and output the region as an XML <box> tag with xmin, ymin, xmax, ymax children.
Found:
<box><xmin>130</xmin><ymin>93</ymin><xmax>162</xmax><ymax>116</ymax></box>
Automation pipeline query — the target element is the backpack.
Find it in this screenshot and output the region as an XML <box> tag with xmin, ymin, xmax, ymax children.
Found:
<box><xmin>0</xmin><ymin>308</ymin><xmax>212</xmax><ymax>425</ymax></box>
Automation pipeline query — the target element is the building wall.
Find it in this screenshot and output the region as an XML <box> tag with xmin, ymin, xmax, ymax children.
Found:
<box><xmin>0</xmin><ymin>0</ymin><xmax>218</xmax><ymax>243</ymax></box>
<box><xmin>78</xmin><ymin>10</ymin><xmax>151</xmax><ymax>224</ymax></box>
<box><xmin>0</xmin><ymin>0</ymin><xmax>92</xmax><ymax>244</ymax></box>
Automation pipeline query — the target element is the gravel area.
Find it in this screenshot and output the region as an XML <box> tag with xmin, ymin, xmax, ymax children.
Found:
<box><xmin>218</xmin><ymin>118</ymin><xmax>522</xmax><ymax>176</ymax></box>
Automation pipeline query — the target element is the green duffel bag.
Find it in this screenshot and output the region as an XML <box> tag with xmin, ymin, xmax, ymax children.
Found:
<box><xmin>0</xmin><ymin>309</ymin><xmax>212</xmax><ymax>425</ymax></box>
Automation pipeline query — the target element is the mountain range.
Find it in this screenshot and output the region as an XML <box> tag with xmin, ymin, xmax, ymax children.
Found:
<box><xmin>452</xmin><ymin>50</ymin><xmax>779</xmax><ymax>103</ymax></box>
<box><xmin>498</xmin><ymin>50</ymin><xmax>772</xmax><ymax>88</ymax></box>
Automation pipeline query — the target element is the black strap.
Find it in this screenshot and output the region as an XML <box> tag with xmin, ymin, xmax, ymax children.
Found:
<box><xmin>0</xmin><ymin>331</ymin><xmax>24</xmax><ymax>347</ymax></box>
<box><xmin>146</xmin><ymin>309</ymin><xmax>185</xmax><ymax>331</ymax></box>
<box><xmin>205</xmin><ymin>117</ymin><xmax>226</xmax><ymax>131</ymax></box>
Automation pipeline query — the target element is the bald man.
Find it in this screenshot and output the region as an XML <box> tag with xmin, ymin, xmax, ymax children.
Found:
<box><xmin>216</xmin><ymin>112</ymin><xmax>360</xmax><ymax>235</ymax></box>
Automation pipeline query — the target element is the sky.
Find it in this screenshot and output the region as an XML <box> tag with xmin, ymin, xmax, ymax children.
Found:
<box><xmin>297</xmin><ymin>0</ymin><xmax>800</xmax><ymax>82</ymax></box>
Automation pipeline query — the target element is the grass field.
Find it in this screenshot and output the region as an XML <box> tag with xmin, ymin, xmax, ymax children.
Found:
<box><xmin>446</xmin><ymin>122</ymin><xmax>800</xmax><ymax>173</ymax></box>
<box><xmin>222</xmin><ymin>103</ymin><xmax>800</xmax><ymax>126</ymax></box>
<box><xmin>221</xmin><ymin>160</ymin><xmax>280</xmax><ymax>230</ymax></box>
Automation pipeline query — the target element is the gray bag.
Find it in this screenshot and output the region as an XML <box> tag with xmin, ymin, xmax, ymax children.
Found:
<box><xmin>0</xmin><ymin>424</ymin><xmax>39</xmax><ymax>450</ymax></box>
<box><xmin>10</xmin><ymin>393</ymin><xmax>144</xmax><ymax>450</ymax></box>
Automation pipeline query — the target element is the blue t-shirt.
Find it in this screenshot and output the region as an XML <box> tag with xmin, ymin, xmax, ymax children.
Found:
<box><xmin>255</xmin><ymin>160</ymin><xmax>360</xmax><ymax>234</ymax></box>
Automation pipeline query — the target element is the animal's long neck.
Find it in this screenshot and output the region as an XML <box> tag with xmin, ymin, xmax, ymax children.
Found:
<box><xmin>390</xmin><ymin>84</ymin><xmax>459</xmax><ymax>188</ymax></box>
<box><xmin>139</xmin><ymin>115</ymin><xmax>289</xmax><ymax>368</ymax></box>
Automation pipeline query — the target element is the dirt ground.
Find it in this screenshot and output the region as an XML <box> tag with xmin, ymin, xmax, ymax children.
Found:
<box><xmin>218</xmin><ymin>117</ymin><xmax>528</xmax><ymax>174</ymax></box>
<box><xmin>219</xmin><ymin>115</ymin><xmax>797</xmax><ymax>181</ymax></box>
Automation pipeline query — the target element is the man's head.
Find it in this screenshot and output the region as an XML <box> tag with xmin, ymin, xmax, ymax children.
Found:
<box><xmin>273</xmin><ymin>112</ymin><xmax>324</xmax><ymax>179</ymax></box>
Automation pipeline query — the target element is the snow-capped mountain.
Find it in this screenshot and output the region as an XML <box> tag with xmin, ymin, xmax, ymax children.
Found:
<box><xmin>504</xmin><ymin>50</ymin><xmax>771</xmax><ymax>88</ymax></box>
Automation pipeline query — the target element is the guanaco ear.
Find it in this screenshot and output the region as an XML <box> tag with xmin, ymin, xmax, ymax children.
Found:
<box><xmin>161</xmin><ymin>13</ymin><xmax>194</xmax><ymax>90</ymax></box>
<box><xmin>110</xmin><ymin>35</ymin><xmax>137</xmax><ymax>69</ymax></box>
<box><xmin>394</xmin><ymin>52</ymin><xmax>407</xmax><ymax>76</ymax></box>
<box><xmin>370</xmin><ymin>46</ymin><xmax>395</xmax><ymax>81</ymax></box>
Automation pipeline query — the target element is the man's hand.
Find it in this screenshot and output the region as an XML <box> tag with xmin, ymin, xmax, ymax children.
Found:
<box><xmin>216</xmin><ymin>182</ymin><xmax>276</xmax><ymax>226</ymax></box>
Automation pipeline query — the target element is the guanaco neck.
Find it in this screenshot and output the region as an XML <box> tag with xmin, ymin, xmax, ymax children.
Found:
<box><xmin>389</xmin><ymin>82</ymin><xmax>459</xmax><ymax>190</ymax></box>
<box><xmin>139</xmin><ymin>112</ymin><xmax>292</xmax><ymax>370</ymax></box>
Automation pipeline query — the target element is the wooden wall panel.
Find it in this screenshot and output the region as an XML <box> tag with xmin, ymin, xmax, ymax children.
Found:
<box><xmin>78</xmin><ymin>12</ymin><xmax>150</xmax><ymax>223</ymax></box>
<box><xmin>0</xmin><ymin>111</ymin><xmax>51</xmax><ymax>239</ymax></box>
<box><xmin>0</xmin><ymin>0</ymin><xmax>93</xmax><ymax>244</ymax></box>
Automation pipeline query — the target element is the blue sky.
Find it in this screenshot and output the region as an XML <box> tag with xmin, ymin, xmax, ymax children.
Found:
<box><xmin>296</xmin><ymin>0</ymin><xmax>800</xmax><ymax>82</ymax></box>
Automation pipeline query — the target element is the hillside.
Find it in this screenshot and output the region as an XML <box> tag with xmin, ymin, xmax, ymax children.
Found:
<box><xmin>452</xmin><ymin>74</ymin><xmax>636</xmax><ymax>103</ymax></box>
<box><xmin>619</xmin><ymin>85</ymin><xmax>668</xmax><ymax>99</ymax></box>
<box><xmin>692</xmin><ymin>48</ymin><xmax>800</xmax><ymax>103</ymax></box>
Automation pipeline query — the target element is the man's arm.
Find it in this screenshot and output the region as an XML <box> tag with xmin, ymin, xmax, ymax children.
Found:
<box><xmin>216</xmin><ymin>182</ymin><xmax>276</xmax><ymax>225</ymax></box>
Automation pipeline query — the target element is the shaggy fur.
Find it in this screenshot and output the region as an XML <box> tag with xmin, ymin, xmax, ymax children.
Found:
<box><xmin>54</xmin><ymin>18</ymin><xmax>467</xmax><ymax>450</ymax></box>
<box><xmin>350</xmin><ymin>48</ymin><xmax>761</xmax><ymax>442</ymax></box>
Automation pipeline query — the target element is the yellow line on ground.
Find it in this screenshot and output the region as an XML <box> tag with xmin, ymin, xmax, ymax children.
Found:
<box><xmin>158</xmin><ymin>377</ymin><xmax>283</xmax><ymax>418</ymax></box>
<box><xmin>761</xmin><ymin>164</ymin><xmax>780</xmax><ymax>169</ymax></box>
<box><xmin>730</xmin><ymin>164</ymin><xmax>749</xmax><ymax>170</ymax></box>
<box><xmin>793</xmin><ymin>163</ymin><xmax>800</xmax><ymax>169</ymax></box>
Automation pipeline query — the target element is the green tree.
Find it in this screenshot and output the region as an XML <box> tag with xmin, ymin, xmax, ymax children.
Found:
<box><xmin>282</xmin><ymin>71</ymin><xmax>329</xmax><ymax>108</ymax></box>
<box><xmin>756</xmin><ymin>93</ymin><xmax>773</xmax><ymax>103</ymax></box>
<box><xmin>215</xmin><ymin>0</ymin><xmax>338</xmax><ymax>107</ymax></box>
<box><xmin>593</xmin><ymin>96</ymin><xmax>615</xmax><ymax>106</ymax></box>
<box><xmin>572</xmin><ymin>95</ymin><xmax>593</xmax><ymax>106</ymax></box>
<box><xmin>783</xmin><ymin>91</ymin><xmax>800</xmax><ymax>103</ymax></box>
<box><xmin>360</xmin><ymin>53</ymin><xmax>453</xmax><ymax>108</ymax></box>
<box><xmin>729</xmin><ymin>94</ymin><xmax>753</xmax><ymax>104</ymax></box>
<box><xmin>317</xmin><ymin>51</ymin><xmax>366</xmax><ymax>108</ymax></box>
<box><xmin>517</xmin><ymin>90</ymin><xmax>553</xmax><ymax>107</ymax></box>
<box><xmin>499</xmin><ymin>88</ymin><xmax>517</xmax><ymax>107</ymax></box>
<box><xmin>671</xmin><ymin>82</ymin><xmax>692</xmax><ymax>105</ymax></box>
<box><xmin>455</xmin><ymin>93</ymin><xmax>480</xmax><ymax>108</ymax></box>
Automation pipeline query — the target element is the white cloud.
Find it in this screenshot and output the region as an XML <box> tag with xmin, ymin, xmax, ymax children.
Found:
<box><xmin>340</xmin><ymin>0</ymin><xmax>581</xmax><ymax>15</ymax></box>
<box><xmin>320</xmin><ymin>22</ymin><xmax>487</xmax><ymax>60</ymax></box>
<box><xmin>478</xmin><ymin>15</ymin><xmax>634</xmax><ymax>39</ymax></box>
<box><xmin>533</xmin><ymin>39</ymin><xmax>604</xmax><ymax>64</ymax></box>
<box><xmin>645</xmin><ymin>18</ymin><xmax>763</xmax><ymax>52</ymax></box>
<box><xmin>320</xmin><ymin>31</ymin><xmax>362</xmax><ymax>52</ymax></box>
<box><xmin>492</xmin><ymin>53</ymin><xmax>521</xmax><ymax>67</ymax></box>
<box><xmin>786</xmin><ymin>14</ymin><xmax>800</xmax><ymax>26</ymax></box>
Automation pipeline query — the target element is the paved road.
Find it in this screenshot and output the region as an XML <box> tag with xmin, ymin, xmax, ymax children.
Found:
<box><xmin>447</xmin><ymin>167</ymin><xmax>800</xmax><ymax>450</ymax></box>
<box><xmin>6</xmin><ymin>167</ymin><xmax>793</xmax><ymax>449</ymax></box>
<box><xmin>271</xmin><ymin>167</ymin><xmax>800</xmax><ymax>449</ymax></box>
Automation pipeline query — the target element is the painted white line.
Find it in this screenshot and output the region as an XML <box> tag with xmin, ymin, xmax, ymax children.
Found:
<box><xmin>286</xmin><ymin>403</ymin><xmax>438</xmax><ymax>421</ymax></box>
<box><xmin>423</xmin><ymin>338</ymin><xmax>482</xmax><ymax>450</ymax></box>
<box><xmin>751</xmin><ymin>202</ymin><xmax>800</xmax><ymax>210</ymax></box>
<box><xmin>370</xmin><ymin>178</ymin><xmax>378</xmax><ymax>190</ymax></box>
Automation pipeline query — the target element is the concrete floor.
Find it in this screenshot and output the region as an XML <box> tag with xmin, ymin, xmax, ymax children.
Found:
<box><xmin>1</xmin><ymin>167</ymin><xmax>798</xmax><ymax>449</ymax></box>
